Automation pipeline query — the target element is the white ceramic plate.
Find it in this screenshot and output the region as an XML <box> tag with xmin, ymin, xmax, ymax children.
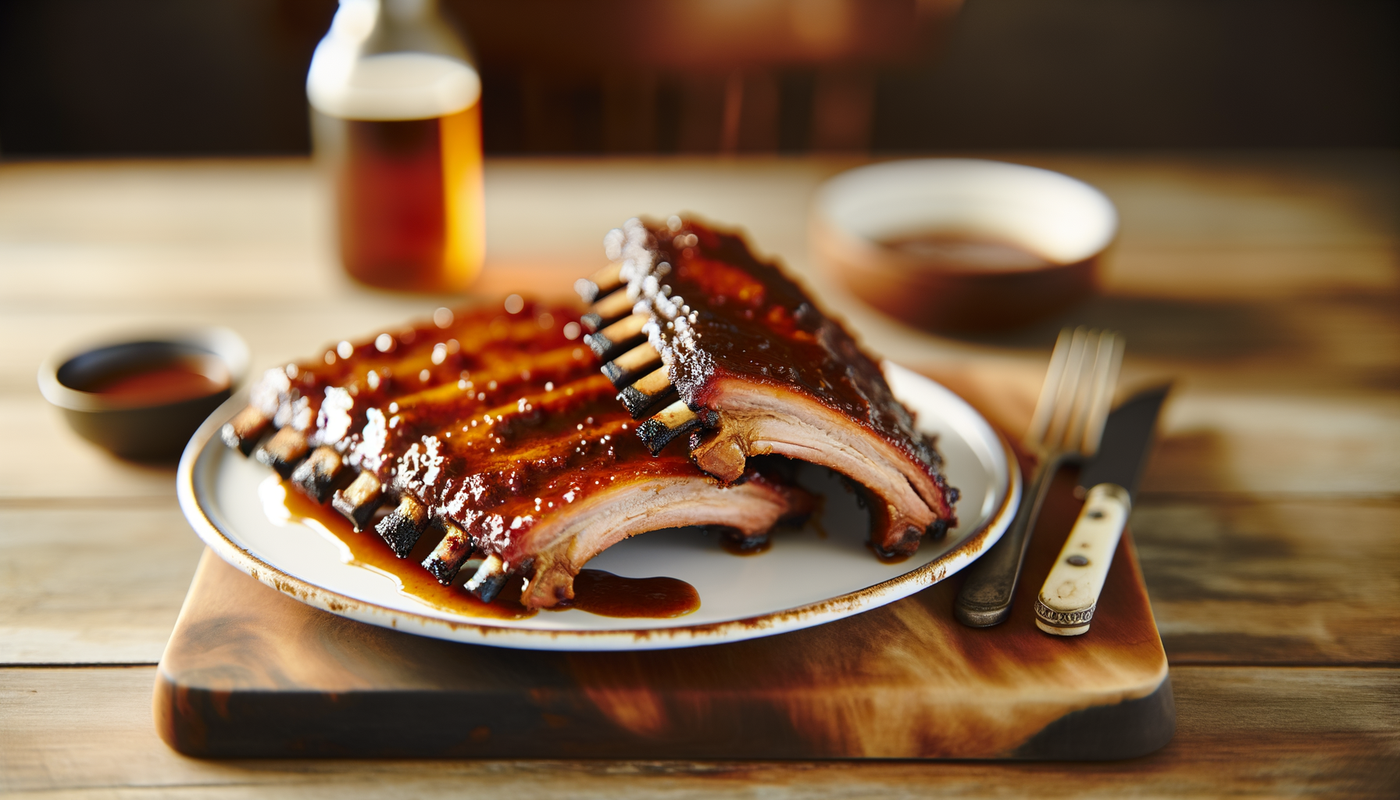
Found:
<box><xmin>177</xmin><ymin>363</ymin><xmax>1019</xmax><ymax>651</ymax></box>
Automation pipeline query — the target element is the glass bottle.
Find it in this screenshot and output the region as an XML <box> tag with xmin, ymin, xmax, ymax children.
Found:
<box><xmin>308</xmin><ymin>0</ymin><xmax>484</xmax><ymax>292</ymax></box>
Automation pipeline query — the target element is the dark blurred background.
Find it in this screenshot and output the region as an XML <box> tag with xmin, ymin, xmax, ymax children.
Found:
<box><xmin>0</xmin><ymin>0</ymin><xmax>1395</xmax><ymax>158</ymax></box>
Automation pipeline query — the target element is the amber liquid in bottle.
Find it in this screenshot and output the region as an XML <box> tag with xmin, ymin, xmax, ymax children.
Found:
<box><xmin>333</xmin><ymin>101</ymin><xmax>484</xmax><ymax>292</ymax></box>
<box><xmin>309</xmin><ymin>0</ymin><xmax>485</xmax><ymax>293</ymax></box>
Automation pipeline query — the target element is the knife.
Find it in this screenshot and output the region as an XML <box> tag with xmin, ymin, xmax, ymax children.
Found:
<box><xmin>1034</xmin><ymin>385</ymin><xmax>1170</xmax><ymax>636</ymax></box>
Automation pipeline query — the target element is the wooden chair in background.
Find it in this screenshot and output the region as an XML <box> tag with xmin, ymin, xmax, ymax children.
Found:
<box><xmin>453</xmin><ymin>0</ymin><xmax>962</xmax><ymax>154</ymax></box>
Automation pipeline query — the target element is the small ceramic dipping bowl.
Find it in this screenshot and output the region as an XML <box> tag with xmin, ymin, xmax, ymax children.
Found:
<box><xmin>38</xmin><ymin>327</ymin><xmax>249</xmax><ymax>460</ymax></box>
<box><xmin>811</xmin><ymin>159</ymin><xmax>1118</xmax><ymax>332</ymax></box>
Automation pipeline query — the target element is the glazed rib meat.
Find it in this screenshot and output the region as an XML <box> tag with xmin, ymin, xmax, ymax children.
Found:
<box><xmin>222</xmin><ymin>301</ymin><xmax>812</xmax><ymax>608</ymax></box>
<box><xmin>579</xmin><ymin>217</ymin><xmax>958</xmax><ymax>558</ymax></box>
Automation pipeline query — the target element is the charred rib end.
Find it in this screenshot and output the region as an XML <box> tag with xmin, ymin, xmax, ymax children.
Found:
<box><xmin>465</xmin><ymin>554</ymin><xmax>508</xmax><ymax>603</ymax></box>
<box><xmin>376</xmin><ymin>494</ymin><xmax>429</xmax><ymax>558</ymax></box>
<box><xmin>618</xmin><ymin>383</ymin><xmax>677</xmax><ymax>419</ymax></box>
<box><xmin>253</xmin><ymin>427</ymin><xmax>309</xmax><ymax>479</ymax></box>
<box><xmin>289</xmin><ymin>446</ymin><xmax>346</xmax><ymax>504</ymax></box>
<box><xmin>927</xmin><ymin>517</ymin><xmax>950</xmax><ymax>541</ymax></box>
<box><xmin>220</xmin><ymin>406</ymin><xmax>271</xmax><ymax>456</ymax></box>
<box><xmin>636</xmin><ymin>402</ymin><xmax>702</xmax><ymax>456</ymax></box>
<box><xmin>600</xmin><ymin>360</ymin><xmax>628</xmax><ymax>385</ymax></box>
<box><xmin>422</xmin><ymin>519</ymin><xmax>475</xmax><ymax>585</ymax></box>
<box><xmin>874</xmin><ymin>524</ymin><xmax>924</xmax><ymax>559</ymax></box>
<box><xmin>331</xmin><ymin>471</ymin><xmax>383</xmax><ymax>532</ymax></box>
<box><xmin>584</xmin><ymin>331</ymin><xmax>616</xmax><ymax>359</ymax></box>
<box><xmin>588</xmin><ymin>313</ymin><xmax>648</xmax><ymax>361</ymax></box>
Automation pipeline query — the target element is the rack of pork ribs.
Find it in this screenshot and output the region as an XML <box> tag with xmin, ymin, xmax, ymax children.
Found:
<box><xmin>221</xmin><ymin>217</ymin><xmax>957</xmax><ymax>610</ymax></box>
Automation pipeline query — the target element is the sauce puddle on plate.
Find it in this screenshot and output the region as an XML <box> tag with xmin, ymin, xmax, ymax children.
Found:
<box><xmin>260</xmin><ymin>477</ymin><xmax>699</xmax><ymax>620</ymax></box>
<box><xmin>553</xmin><ymin>570</ymin><xmax>699</xmax><ymax>618</ymax></box>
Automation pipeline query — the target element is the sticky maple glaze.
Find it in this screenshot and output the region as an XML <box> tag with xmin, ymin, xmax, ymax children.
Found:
<box><xmin>643</xmin><ymin>221</ymin><xmax>948</xmax><ymax>492</ymax></box>
<box><xmin>257</xmin><ymin>299</ymin><xmax>598</xmax><ymax>451</ymax></box>
<box><xmin>270</xmin><ymin>477</ymin><xmax>701</xmax><ymax>620</ymax></box>
<box><xmin>246</xmin><ymin>298</ymin><xmax>803</xmax><ymax>609</ymax></box>
<box><xmin>387</xmin><ymin>371</ymin><xmax>710</xmax><ymax>567</ymax></box>
<box><xmin>251</xmin><ymin>300</ymin><xmax>707</xmax><ymax>566</ymax></box>
<box><xmin>636</xmin><ymin>220</ymin><xmax>956</xmax><ymax>530</ymax></box>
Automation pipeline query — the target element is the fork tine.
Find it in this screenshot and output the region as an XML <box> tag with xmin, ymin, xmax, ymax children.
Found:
<box><xmin>1044</xmin><ymin>327</ymin><xmax>1091</xmax><ymax>449</ymax></box>
<box><xmin>1079</xmin><ymin>332</ymin><xmax>1124</xmax><ymax>456</ymax></box>
<box><xmin>1026</xmin><ymin>327</ymin><xmax>1076</xmax><ymax>446</ymax></box>
<box><xmin>1061</xmin><ymin>328</ymin><xmax>1104</xmax><ymax>452</ymax></box>
<box><xmin>955</xmin><ymin>325</ymin><xmax>1125</xmax><ymax>628</ymax></box>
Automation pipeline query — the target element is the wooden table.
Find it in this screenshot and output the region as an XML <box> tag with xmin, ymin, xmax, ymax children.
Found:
<box><xmin>2</xmin><ymin>153</ymin><xmax>1397</xmax><ymax>797</ymax></box>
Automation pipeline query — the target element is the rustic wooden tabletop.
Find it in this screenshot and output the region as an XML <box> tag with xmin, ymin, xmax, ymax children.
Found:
<box><xmin>1</xmin><ymin>153</ymin><xmax>1396</xmax><ymax>797</ymax></box>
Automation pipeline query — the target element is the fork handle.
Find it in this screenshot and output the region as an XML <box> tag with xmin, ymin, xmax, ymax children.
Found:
<box><xmin>955</xmin><ymin>454</ymin><xmax>1062</xmax><ymax>627</ymax></box>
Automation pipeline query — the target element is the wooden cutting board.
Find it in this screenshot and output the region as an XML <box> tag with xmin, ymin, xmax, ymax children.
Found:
<box><xmin>153</xmin><ymin>469</ymin><xmax>1173</xmax><ymax>760</ymax></box>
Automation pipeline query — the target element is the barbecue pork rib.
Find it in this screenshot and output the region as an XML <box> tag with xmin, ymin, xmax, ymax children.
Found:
<box><xmin>581</xmin><ymin>217</ymin><xmax>959</xmax><ymax>558</ymax></box>
<box><xmin>221</xmin><ymin>301</ymin><xmax>813</xmax><ymax>608</ymax></box>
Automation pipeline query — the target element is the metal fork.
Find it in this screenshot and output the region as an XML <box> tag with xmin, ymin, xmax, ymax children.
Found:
<box><xmin>955</xmin><ymin>326</ymin><xmax>1124</xmax><ymax>628</ymax></box>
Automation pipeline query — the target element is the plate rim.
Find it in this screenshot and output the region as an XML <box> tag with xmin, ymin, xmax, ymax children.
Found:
<box><xmin>176</xmin><ymin>367</ymin><xmax>1021</xmax><ymax>651</ymax></box>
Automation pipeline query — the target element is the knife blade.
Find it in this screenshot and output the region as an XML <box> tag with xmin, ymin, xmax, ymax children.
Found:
<box><xmin>1034</xmin><ymin>384</ymin><xmax>1170</xmax><ymax>636</ymax></box>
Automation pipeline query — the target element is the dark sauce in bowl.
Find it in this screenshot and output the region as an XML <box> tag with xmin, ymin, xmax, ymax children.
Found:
<box><xmin>77</xmin><ymin>355</ymin><xmax>231</xmax><ymax>405</ymax></box>
<box><xmin>878</xmin><ymin>231</ymin><xmax>1057</xmax><ymax>273</ymax></box>
<box><xmin>40</xmin><ymin>331</ymin><xmax>247</xmax><ymax>460</ymax></box>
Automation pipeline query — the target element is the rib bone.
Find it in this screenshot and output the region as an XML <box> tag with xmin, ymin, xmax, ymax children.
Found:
<box><xmin>584</xmin><ymin>312</ymin><xmax>648</xmax><ymax>360</ymax></box>
<box><xmin>574</xmin><ymin>262</ymin><xmax>624</xmax><ymax>304</ymax></box>
<box><xmin>376</xmin><ymin>494</ymin><xmax>430</xmax><ymax>558</ymax></box>
<box><xmin>617</xmin><ymin>365</ymin><xmax>676</xmax><ymax>418</ymax></box>
<box><xmin>290</xmin><ymin>446</ymin><xmax>346</xmax><ymax>504</ymax></box>
<box><xmin>582</xmin><ymin>289</ymin><xmax>636</xmax><ymax>332</ymax></box>
<box><xmin>254</xmin><ymin>427</ymin><xmax>309</xmax><ymax>479</ymax></box>
<box><xmin>600</xmin><ymin>342</ymin><xmax>661</xmax><ymax>387</ymax></box>
<box><xmin>422</xmin><ymin>518</ymin><xmax>476</xmax><ymax>585</ymax></box>
<box><xmin>332</xmin><ymin>470</ymin><xmax>384</xmax><ymax>532</ymax></box>
<box><xmin>636</xmin><ymin>400</ymin><xmax>702</xmax><ymax>455</ymax></box>
<box><xmin>465</xmin><ymin>555</ymin><xmax>508</xmax><ymax>603</ymax></box>
<box><xmin>220</xmin><ymin>405</ymin><xmax>271</xmax><ymax>455</ymax></box>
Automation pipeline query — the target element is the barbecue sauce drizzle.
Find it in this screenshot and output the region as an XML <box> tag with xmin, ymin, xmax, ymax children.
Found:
<box><xmin>267</xmin><ymin>477</ymin><xmax>700</xmax><ymax>619</ymax></box>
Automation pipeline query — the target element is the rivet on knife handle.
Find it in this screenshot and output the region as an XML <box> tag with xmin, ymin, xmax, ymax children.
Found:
<box><xmin>1035</xmin><ymin>483</ymin><xmax>1131</xmax><ymax>636</ymax></box>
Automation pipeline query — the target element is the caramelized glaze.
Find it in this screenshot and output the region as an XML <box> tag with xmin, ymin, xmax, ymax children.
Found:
<box><xmin>634</xmin><ymin>220</ymin><xmax>947</xmax><ymax>483</ymax></box>
<box><xmin>255</xmin><ymin>301</ymin><xmax>711</xmax><ymax>567</ymax></box>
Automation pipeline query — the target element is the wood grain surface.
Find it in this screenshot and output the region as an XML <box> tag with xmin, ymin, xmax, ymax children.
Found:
<box><xmin>151</xmin><ymin>468</ymin><xmax>1170</xmax><ymax>760</ymax></box>
<box><xmin>1</xmin><ymin>153</ymin><xmax>1396</xmax><ymax>796</ymax></box>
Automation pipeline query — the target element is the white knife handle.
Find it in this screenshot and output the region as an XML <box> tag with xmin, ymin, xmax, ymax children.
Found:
<box><xmin>1034</xmin><ymin>483</ymin><xmax>1131</xmax><ymax>637</ymax></box>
